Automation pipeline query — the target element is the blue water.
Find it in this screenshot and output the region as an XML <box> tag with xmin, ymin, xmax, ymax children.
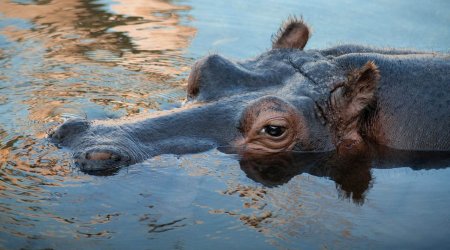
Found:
<box><xmin>0</xmin><ymin>0</ymin><xmax>449</xmax><ymax>249</ymax></box>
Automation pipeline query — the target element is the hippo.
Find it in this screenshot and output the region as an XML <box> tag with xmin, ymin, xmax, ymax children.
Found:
<box><xmin>50</xmin><ymin>17</ymin><xmax>450</xmax><ymax>172</ymax></box>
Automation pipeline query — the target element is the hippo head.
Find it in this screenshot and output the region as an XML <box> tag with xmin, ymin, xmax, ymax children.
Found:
<box><xmin>185</xmin><ymin>17</ymin><xmax>379</xmax><ymax>154</ymax></box>
<box><xmin>50</xmin><ymin>17</ymin><xmax>380</xmax><ymax>172</ymax></box>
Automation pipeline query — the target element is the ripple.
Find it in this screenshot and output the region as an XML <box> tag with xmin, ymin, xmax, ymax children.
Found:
<box><xmin>1</xmin><ymin>0</ymin><xmax>450</xmax><ymax>249</ymax></box>
<box><xmin>84</xmin><ymin>49</ymin><xmax>122</xmax><ymax>63</ymax></box>
<box><xmin>0</xmin><ymin>0</ymin><xmax>196</xmax><ymax>247</ymax></box>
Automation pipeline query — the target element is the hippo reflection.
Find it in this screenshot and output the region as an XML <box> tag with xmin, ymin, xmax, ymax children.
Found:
<box><xmin>50</xmin><ymin>17</ymin><xmax>450</xmax><ymax>172</ymax></box>
<box><xmin>240</xmin><ymin>147</ymin><xmax>450</xmax><ymax>203</ymax></box>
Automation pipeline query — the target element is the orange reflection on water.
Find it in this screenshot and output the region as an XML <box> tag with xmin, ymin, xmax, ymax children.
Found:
<box><xmin>0</xmin><ymin>0</ymin><xmax>196</xmax><ymax>183</ymax></box>
<box><xmin>0</xmin><ymin>135</ymin><xmax>72</xmax><ymax>207</ymax></box>
<box><xmin>0</xmin><ymin>0</ymin><xmax>196</xmax><ymax>76</ymax></box>
<box><xmin>111</xmin><ymin>0</ymin><xmax>195</xmax><ymax>48</ymax></box>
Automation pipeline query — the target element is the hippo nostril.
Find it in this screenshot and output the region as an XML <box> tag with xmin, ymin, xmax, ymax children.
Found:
<box><xmin>110</xmin><ymin>154</ymin><xmax>121</xmax><ymax>162</ymax></box>
<box><xmin>85</xmin><ymin>152</ymin><xmax>91</xmax><ymax>160</ymax></box>
<box><xmin>49</xmin><ymin>118</ymin><xmax>90</xmax><ymax>143</ymax></box>
<box><xmin>50</xmin><ymin>131</ymin><xmax>63</xmax><ymax>140</ymax></box>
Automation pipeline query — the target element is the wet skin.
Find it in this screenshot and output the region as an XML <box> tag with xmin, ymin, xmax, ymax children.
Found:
<box><xmin>50</xmin><ymin>17</ymin><xmax>450</xmax><ymax>172</ymax></box>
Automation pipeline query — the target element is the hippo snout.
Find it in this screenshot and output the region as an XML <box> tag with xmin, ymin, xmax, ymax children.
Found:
<box><xmin>49</xmin><ymin>118</ymin><xmax>90</xmax><ymax>144</ymax></box>
<box><xmin>73</xmin><ymin>146</ymin><xmax>132</xmax><ymax>172</ymax></box>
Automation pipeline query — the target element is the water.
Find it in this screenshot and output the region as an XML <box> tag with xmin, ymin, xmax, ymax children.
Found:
<box><xmin>1</xmin><ymin>0</ymin><xmax>449</xmax><ymax>249</ymax></box>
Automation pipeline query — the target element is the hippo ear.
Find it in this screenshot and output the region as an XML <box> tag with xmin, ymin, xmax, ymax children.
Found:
<box><xmin>329</xmin><ymin>61</ymin><xmax>380</xmax><ymax>141</ymax></box>
<box><xmin>272</xmin><ymin>16</ymin><xmax>311</xmax><ymax>50</ymax></box>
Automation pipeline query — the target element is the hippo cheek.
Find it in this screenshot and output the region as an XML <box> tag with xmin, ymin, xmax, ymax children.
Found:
<box><xmin>73</xmin><ymin>146</ymin><xmax>132</xmax><ymax>173</ymax></box>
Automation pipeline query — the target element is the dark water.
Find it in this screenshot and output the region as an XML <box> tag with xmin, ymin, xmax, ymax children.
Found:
<box><xmin>1</xmin><ymin>0</ymin><xmax>450</xmax><ymax>249</ymax></box>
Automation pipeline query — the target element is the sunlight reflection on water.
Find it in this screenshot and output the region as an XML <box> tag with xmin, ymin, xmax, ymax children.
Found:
<box><xmin>0</xmin><ymin>0</ymin><xmax>449</xmax><ymax>249</ymax></box>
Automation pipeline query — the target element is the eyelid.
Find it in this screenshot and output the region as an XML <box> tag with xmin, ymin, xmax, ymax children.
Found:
<box><xmin>263</xmin><ymin>117</ymin><xmax>289</xmax><ymax>127</ymax></box>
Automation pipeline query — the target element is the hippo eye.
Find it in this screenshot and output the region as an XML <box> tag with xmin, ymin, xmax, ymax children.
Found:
<box><xmin>261</xmin><ymin>125</ymin><xmax>286</xmax><ymax>137</ymax></box>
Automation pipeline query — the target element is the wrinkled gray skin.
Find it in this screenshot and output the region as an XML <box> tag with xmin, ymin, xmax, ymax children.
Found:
<box><xmin>50</xmin><ymin>18</ymin><xmax>450</xmax><ymax>172</ymax></box>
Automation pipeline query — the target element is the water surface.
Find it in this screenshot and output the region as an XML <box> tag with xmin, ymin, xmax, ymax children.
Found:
<box><xmin>1</xmin><ymin>0</ymin><xmax>449</xmax><ymax>249</ymax></box>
